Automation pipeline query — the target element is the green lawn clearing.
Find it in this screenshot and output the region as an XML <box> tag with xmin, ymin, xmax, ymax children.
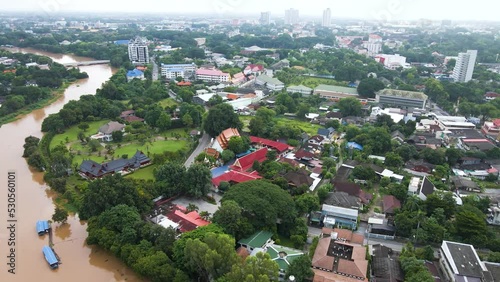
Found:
<box><xmin>50</xmin><ymin>120</ymin><xmax>109</xmax><ymax>149</ymax></box>
<box><xmin>125</xmin><ymin>164</ymin><xmax>157</xmax><ymax>181</ymax></box>
<box><xmin>240</xmin><ymin>115</ymin><xmax>322</xmax><ymax>136</ymax></box>
<box><xmin>159</xmin><ymin>98</ymin><xmax>178</xmax><ymax>108</ymax></box>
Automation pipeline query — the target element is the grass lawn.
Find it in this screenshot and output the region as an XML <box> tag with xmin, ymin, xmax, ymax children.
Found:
<box><xmin>159</xmin><ymin>98</ymin><xmax>178</xmax><ymax>108</ymax></box>
<box><xmin>164</xmin><ymin>128</ymin><xmax>190</xmax><ymax>138</ymax></box>
<box><xmin>72</xmin><ymin>153</ymin><xmax>106</xmax><ymax>166</ymax></box>
<box><xmin>299</xmin><ymin>77</ymin><xmax>348</xmax><ymax>89</ymax></box>
<box><xmin>50</xmin><ymin>120</ymin><xmax>109</xmax><ymax>149</ymax></box>
<box><xmin>240</xmin><ymin>116</ymin><xmax>321</xmax><ymax>136</ymax></box>
<box><xmin>276</xmin><ymin>234</ymin><xmax>296</xmax><ymax>249</ymax></box>
<box><xmin>125</xmin><ymin>164</ymin><xmax>157</xmax><ymax>181</ymax></box>
<box><xmin>114</xmin><ymin>140</ymin><xmax>188</xmax><ymax>157</ymax></box>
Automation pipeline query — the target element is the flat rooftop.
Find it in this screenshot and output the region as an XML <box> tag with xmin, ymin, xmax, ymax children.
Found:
<box><xmin>314</xmin><ymin>84</ymin><xmax>359</xmax><ymax>95</ymax></box>
<box><xmin>377</xmin><ymin>89</ymin><xmax>428</xmax><ymax>100</ymax></box>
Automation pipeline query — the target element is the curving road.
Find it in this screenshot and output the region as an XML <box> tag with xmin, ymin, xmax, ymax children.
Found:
<box><xmin>184</xmin><ymin>132</ymin><xmax>211</xmax><ymax>167</ymax></box>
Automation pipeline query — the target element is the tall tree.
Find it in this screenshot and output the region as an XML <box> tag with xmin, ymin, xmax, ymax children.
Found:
<box><xmin>338</xmin><ymin>97</ymin><xmax>362</xmax><ymax>117</ymax></box>
<box><xmin>203</xmin><ymin>103</ymin><xmax>242</xmax><ymax>137</ymax></box>
<box><xmin>223</xmin><ymin>252</ymin><xmax>280</xmax><ymax>282</ymax></box>
<box><xmin>285</xmin><ymin>255</ymin><xmax>314</xmax><ymax>282</ymax></box>
<box><xmin>185</xmin><ymin>164</ymin><xmax>212</xmax><ymax>198</ymax></box>
<box><xmin>357</xmin><ymin>77</ymin><xmax>385</xmax><ymax>98</ymax></box>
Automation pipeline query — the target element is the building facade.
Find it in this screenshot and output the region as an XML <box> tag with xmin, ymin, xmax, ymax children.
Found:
<box><xmin>285</xmin><ymin>8</ymin><xmax>299</xmax><ymax>25</ymax></box>
<box><xmin>160</xmin><ymin>63</ymin><xmax>197</xmax><ymax>80</ymax></box>
<box><xmin>322</xmin><ymin>8</ymin><xmax>331</xmax><ymax>27</ymax></box>
<box><xmin>128</xmin><ymin>37</ymin><xmax>149</xmax><ymax>64</ymax></box>
<box><xmin>452</xmin><ymin>50</ymin><xmax>477</xmax><ymax>83</ymax></box>
<box><xmin>375</xmin><ymin>89</ymin><xmax>428</xmax><ymax>109</ymax></box>
<box><xmin>195</xmin><ymin>68</ymin><xmax>230</xmax><ymax>83</ymax></box>
<box><xmin>260</xmin><ymin>11</ymin><xmax>271</xmax><ymax>25</ymax></box>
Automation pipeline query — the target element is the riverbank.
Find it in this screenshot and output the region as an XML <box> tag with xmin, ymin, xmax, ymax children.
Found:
<box><xmin>0</xmin><ymin>81</ymin><xmax>79</xmax><ymax>127</ymax></box>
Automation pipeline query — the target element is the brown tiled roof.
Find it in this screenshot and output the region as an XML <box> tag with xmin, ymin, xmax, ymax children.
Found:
<box><xmin>283</xmin><ymin>169</ymin><xmax>314</xmax><ymax>187</ymax></box>
<box><xmin>216</xmin><ymin>128</ymin><xmax>240</xmax><ymax>151</ymax></box>
<box><xmin>382</xmin><ymin>195</ymin><xmax>401</xmax><ymax>214</ymax></box>
<box><xmin>337</xmin><ymin>258</ymin><xmax>367</xmax><ymax>278</ymax></box>
<box><xmin>312</xmin><ymin>237</ymin><xmax>335</xmax><ymax>271</ymax></box>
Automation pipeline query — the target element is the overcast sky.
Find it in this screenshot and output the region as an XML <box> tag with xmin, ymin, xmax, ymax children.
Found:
<box><xmin>7</xmin><ymin>0</ymin><xmax>500</xmax><ymax>21</ymax></box>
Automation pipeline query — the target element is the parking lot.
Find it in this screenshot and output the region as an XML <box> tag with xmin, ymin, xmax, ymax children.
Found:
<box><xmin>171</xmin><ymin>193</ymin><xmax>222</xmax><ymax>215</ymax></box>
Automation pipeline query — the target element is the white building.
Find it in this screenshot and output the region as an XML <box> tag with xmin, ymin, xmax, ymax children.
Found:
<box><xmin>452</xmin><ymin>50</ymin><xmax>477</xmax><ymax>83</ymax></box>
<box><xmin>439</xmin><ymin>241</ymin><xmax>491</xmax><ymax>282</ymax></box>
<box><xmin>255</xmin><ymin>74</ymin><xmax>285</xmax><ymax>91</ymax></box>
<box><xmin>375</xmin><ymin>54</ymin><xmax>410</xmax><ymax>70</ymax></box>
<box><xmin>285</xmin><ymin>8</ymin><xmax>299</xmax><ymax>25</ymax></box>
<box><xmin>160</xmin><ymin>63</ymin><xmax>196</xmax><ymax>80</ymax></box>
<box><xmin>408</xmin><ymin>176</ymin><xmax>435</xmax><ymax>200</ymax></box>
<box><xmin>260</xmin><ymin>11</ymin><xmax>271</xmax><ymax>25</ymax></box>
<box><xmin>128</xmin><ymin>37</ymin><xmax>149</xmax><ymax>64</ymax></box>
<box><xmin>363</xmin><ymin>34</ymin><xmax>383</xmax><ymax>56</ymax></box>
<box><xmin>322</xmin><ymin>8</ymin><xmax>331</xmax><ymax>27</ymax></box>
<box><xmin>195</xmin><ymin>68</ymin><xmax>230</xmax><ymax>83</ymax></box>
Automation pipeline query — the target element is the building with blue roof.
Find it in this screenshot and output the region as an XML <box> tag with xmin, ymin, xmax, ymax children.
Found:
<box><xmin>126</xmin><ymin>69</ymin><xmax>144</xmax><ymax>82</ymax></box>
<box><xmin>346</xmin><ymin>142</ymin><xmax>363</xmax><ymax>150</ymax></box>
<box><xmin>36</xmin><ymin>220</ymin><xmax>50</xmax><ymax>235</ymax></box>
<box><xmin>42</xmin><ymin>246</ymin><xmax>59</xmax><ymax>269</ymax></box>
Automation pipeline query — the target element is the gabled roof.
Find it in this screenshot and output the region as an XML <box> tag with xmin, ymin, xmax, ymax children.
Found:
<box><xmin>238</xmin><ymin>230</ymin><xmax>273</xmax><ymax>249</ymax></box>
<box><xmin>231</xmin><ymin>148</ymin><xmax>268</xmax><ymax>171</ymax></box>
<box><xmin>250</xmin><ymin>136</ymin><xmax>290</xmax><ymax>153</ymax></box>
<box><xmin>317</xmin><ymin>127</ymin><xmax>335</xmax><ymax>137</ymax></box>
<box><xmin>382</xmin><ymin>195</ymin><xmax>401</xmax><ymax>214</ymax></box>
<box><xmin>212</xmin><ymin>170</ymin><xmax>261</xmax><ymax>186</ymax></box>
<box><xmin>324</xmin><ymin>191</ymin><xmax>361</xmax><ymax>209</ymax></box>
<box><xmin>334</xmin><ymin>182</ymin><xmax>373</xmax><ymax>203</ymax></box>
<box><xmin>98</xmin><ymin>121</ymin><xmax>125</xmax><ymax>135</ymax></box>
<box><xmin>216</xmin><ymin>128</ymin><xmax>240</xmax><ymax>150</ymax></box>
<box><xmin>295</xmin><ymin>149</ymin><xmax>315</xmax><ymax>160</ymax></box>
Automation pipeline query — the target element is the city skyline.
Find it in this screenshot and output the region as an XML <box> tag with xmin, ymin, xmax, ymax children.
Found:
<box><xmin>5</xmin><ymin>0</ymin><xmax>500</xmax><ymax>22</ymax></box>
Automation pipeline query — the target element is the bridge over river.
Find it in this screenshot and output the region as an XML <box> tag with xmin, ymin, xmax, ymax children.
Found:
<box><xmin>63</xmin><ymin>60</ymin><xmax>110</xmax><ymax>67</ymax></box>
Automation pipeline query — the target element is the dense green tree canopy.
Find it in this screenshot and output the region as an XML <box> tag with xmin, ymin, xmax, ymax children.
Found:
<box><xmin>203</xmin><ymin>103</ymin><xmax>243</xmax><ymax>137</ymax></box>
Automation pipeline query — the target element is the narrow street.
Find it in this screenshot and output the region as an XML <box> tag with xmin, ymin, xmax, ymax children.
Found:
<box><xmin>151</xmin><ymin>55</ymin><xmax>159</xmax><ymax>81</ymax></box>
<box><xmin>184</xmin><ymin>132</ymin><xmax>211</xmax><ymax>167</ymax></box>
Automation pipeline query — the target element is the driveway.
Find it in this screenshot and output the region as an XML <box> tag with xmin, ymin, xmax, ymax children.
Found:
<box><xmin>184</xmin><ymin>132</ymin><xmax>211</xmax><ymax>167</ymax></box>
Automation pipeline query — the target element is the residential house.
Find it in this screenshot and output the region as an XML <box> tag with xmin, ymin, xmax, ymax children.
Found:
<box><xmin>317</xmin><ymin>127</ymin><xmax>335</xmax><ymax>139</ymax></box>
<box><xmin>460</xmin><ymin>139</ymin><xmax>497</xmax><ymax>152</ymax></box>
<box><xmin>195</xmin><ymin>68</ymin><xmax>230</xmax><ymax>83</ymax></box>
<box><xmin>212</xmin><ymin>128</ymin><xmax>240</xmax><ymax>153</ymax></box>
<box><xmin>92</xmin><ymin>121</ymin><xmax>125</xmax><ymax>142</ymax></box>
<box><xmin>370</xmin><ymin>244</ymin><xmax>404</xmax><ymax>282</ymax></box>
<box><xmin>321</xmin><ymin>204</ymin><xmax>359</xmax><ymax>229</ymax></box>
<box><xmin>324</xmin><ymin>191</ymin><xmax>363</xmax><ymax>210</ymax></box>
<box><xmin>79</xmin><ymin>151</ymin><xmax>150</xmax><ymax>180</ymax></box>
<box><xmin>333</xmin><ymin>181</ymin><xmax>373</xmax><ymax>204</ymax></box>
<box><xmin>326</xmin><ymin>111</ymin><xmax>343</xmax><ymax>122</ymax></box>
<box><xmin>391</xmin><ymin>130</ymin><xmax>406</xmax><ymax>144</ymax></box>
<box><xmin>119</xmin><ymin>110</ymin><xmax>144</xmax><ymax>123</ymax></box>
<box><xmin>312</xmin><ymin>228</ymin><xmax>367</xmax><ymax>282</ymax></box>
<box><xmin>126</xmin><ymin>69</ymin><xmax>145</xmax><ymax>81</ymax></box>
<box><xmin>439</xmin><ymin>241</ymin><xmax>494</xmax><ymax>282</ymax></box>
<box><xmin>313</xmin><ymin>84</ymin><xmax>359</xmax><ymax>100</ymax></box>
<box><xmin>269</xmin><ymin>59</ymin><xmax>290</xmax><ymax>70</ymax></box>
<box><xmin>451</xmin><ymin>176</ymin><xmax>480</xmax><ymax>192</ymax></box>
<box><xmin>481</xmin><ymin>119</ymin><xmax>500</xmax><ymax>137</ymax></box>
<box><xmin>231</xmin><ymin>72</ymin><xmax>247</xmax><ymax>85</ymax></box>
<box><xmin>255</xmin><ymin>74</ymin><xmax>285</xmax><ymax>91</ymax></box>
<box><xmin>287</xmin><ymin>85</ymin><xmax>313</xmax><ymax>96</ymax></box>
<box><xmin>485</xmin><ymin>92</ymin><xmax>500</xmax><ymax>101</ymax></box>
<box><xmin>230</xmin><ymin>148</ymin><xmax>268</xmax><ymax>171</ymax></box>
<box><xmin>308</xmin><ymin>135</ymin><xmax>326</xmax><ymax>146</ymax></box>
<box><xmin>243</xmin><ymin>64</ymin><xmax>264</xmax><ymax>76</ymax></box>
<box><xmin>162</xmin><ymin>205</ymin><xmax>210</xmax><ymax>233</ymax></box>
<box><xmin>405</xmin><ymin>159</ymin><xmax>435</xmax><ymax>175</ymax></box>
<box><xmin>407</xmin><ymin>176</ymin><xmax>435</xmax><ymax>200</ymax></box>
<box><xmin>368</xmin><ymin>217</ymin><xmax>396</xmax><ymax>239</ymax></box>
<box><xmin>283</xmin><ymin>169</ymin><xmax>314</xmax><ymax>188</ymax></box>
<box><xmin>382</xmin><ymin>195</ymin><xmax>401</xmax><ymax>215</ymax></box>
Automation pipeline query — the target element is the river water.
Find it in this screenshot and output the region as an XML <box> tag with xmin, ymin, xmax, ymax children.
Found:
<box><xmin>0</xmin><ymin>48</ymin><xmax>144</xmax><ymax>282</ymax></box>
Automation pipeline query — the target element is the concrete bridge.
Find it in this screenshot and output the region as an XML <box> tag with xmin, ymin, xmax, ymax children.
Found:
<box><xmin>63</xmin><ymin>60</ymin><xmax>110</xmax><ymax>67</ymax></box>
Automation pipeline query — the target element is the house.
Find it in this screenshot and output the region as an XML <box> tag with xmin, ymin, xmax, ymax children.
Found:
<box><xmin>481</xmin><ymin>119</ymin><xmax>500</xmax><ymax>137</ymax></box>
<box><xmin>368</xmin><ymin>217</ymin><xmax>396</xmax><ymax>239</ymax></box>
<box><xmin>126</xmin><ymin>69</ymin><xmax>145</xmax><ymax>81</ymax></box>
<box><xmin>283</xmin><ymin>169</ymin><xmax>314</xmax><ymax>188</ymax></box>
<box><xmin>249</xmin><ymin>136</ymin><xmax>291</xmax><ymax>156</ymax></box>
<box><xmin>119</xmin><ymin>110</ymin><xmax>144</xmax><ymax>123</ymax></box>
<box><xmin>212</xmin><ymin>128</ymin><xmax>240</xmax><ymax>153</ymax></box>
<box><xmin>333</xmin><ymin>181</ymin><xmax>373</xmax><ymax>204</ymax></box>
<box><xmin>460</xmin><ymin>139</ymin><xmax>497</xmax><ymax>152</ymax></box>
<box><xmin>370</xmin><ymin>244</ymin><xmax>404</xmax><ymax>282</ymax></box>
<box><xmin>269</xmin><ymin>59</ymin><xmax>290</xmax><ymax>70</ymax></box>
<box><xmin>312</xmin><ymin>228</ymin><xmax>367</xmax><ymax>282</ymax></box>
<box><xmin>231</xmin><ymin>72</ymin><xmax>247</xmax><ymax>85</ymax></box>
<box><xmin>230</xmin><ymin>148</ymin><xmax>268</xmax><ymax>172</ymax></box>
<box><xmin>177</xmin><ymin>81</ymin><xmax>192</xmax><ymax>86</ymax></box>
<box><xmin>308</xmin><ymin>135</ymin><xmax>326</xmax><ymax>145</ymax></box>
<box><xmin>484</xmin><ymin>92</ymin><xmax>500</xmax><ymax>101</ymax></box>
<box><xmin>243</xmin><ymin>64</ymin><xmax>264</xmax><ymax>75</ymax></box>
<box><xmin>451</xmin><ymin>176</ymin><xmax>480</xmax><ymax>192</ymax></box>
<box><xmin>317</xmin><ymin>127</ymin><xmax>335</xmax><ymax>139</ymax></box>
<box><xmin>439</xmin><ymin>241</ymin><xmax>493</xmax><ymax>282</ymax></box>
<box><xmin>238</xmin><ymin>231</ymin><xmax>304</xmax><ymax>279</ymax></box>
<box><xmin>162</xmin><ymin>205</ymin><xmax>210</xmax><ymax>233</ymax></box>
<box><xmin>79</xmin><ymin>151</ymin><xmax>150</xmax><ymax>179</ymax></box>
<box><xmin>295</xmin><ymin>149</ymin><xmax>316</xmax><ymax>161</ymax></box>
<box><xmin>313</xmin><ymin>84</ymin><xmax>359</xmax><ymax>100</ymax></box>
<box><xmin>382</xmin><ymin>195</ymin><xmax>401</xmax><ymax>215</ymax></box>
<box><xmin>287</xmin><ymin>85</ymin><xmax>313</xmax><ymax>96</ymax></box>
<box><xmin>408</xmin><ymin>176</ymin><xmax>435</xmax><ymax>200</ymax></box>
<box><xmin>405</xmin><ymin>159</ymin><xmax>435</xmax><ymax>175</ymax></box>
<box><xmin>255</xmin><ymin>74</ymin><xmax>285</xmax><ymax>91</ymax></box>
<box><xmin>212</xmin><ymin>170</ymin><xmax>261</xmax><ymax>188</ymax></box>
<box><xmin>391</xmin><ymin>130</ymin><xmax>406</xmax><ymax>144</ymax></box>
<box><xmin>93</xmin><ymin>121</ymin><xmax>125</xmax><ymax>142</ymax></box>
<box><xmin>324</xmin><ymin>191</ymin><xmax>363</xmax><ymax>210</ymax></box>
<box><xmin>321</xmin><ymin>204</ymin><xmax>359</xmax><ymax>230</ymax></box>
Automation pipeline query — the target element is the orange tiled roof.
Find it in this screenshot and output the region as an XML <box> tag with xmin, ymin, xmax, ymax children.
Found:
<box><xmin>216</xmin><ymin>128</ymin><xmax>240</xmax><ymax>151</ymax></box>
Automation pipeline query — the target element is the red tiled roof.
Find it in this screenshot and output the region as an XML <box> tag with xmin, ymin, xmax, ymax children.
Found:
<box><xmin>173</xmin><ymin>210</ymin><xmax>209</xmax><ymax>229</ymax></box>
<box><xmin>124</xmin><ymin>116</ymin><xmax>144</xmax><ymax>123</ymax></box>
<box><xmin>485</xmin><ymin>92</ymin><xmax>500</xmax><ymax>97</ymax></box>
<box><xmin>212</xmin><ymin>170</ymin><xmax>261</xmax><ymax>186</ymax></box>
<box><xmin>295</xmin><ymin>149</ymin><xmax>315</xmax><ymax>159</ymax></box>
<box><xmin>230</xmin><ymin>148</ymin><xmax>268</xmax><ymax>171</ymax></box>
<box><xmin>250</xmin><ymin>136</ymin><xmax>291</xmax><ymax>153</ymax></box>
<box><xmin>177</xmin><ymin>81</ymin><xmax>192</xmax><ymax>86</ymax></box>
<box><xmin>226</xmin><ymin>93</ymin><xmax>239</xmax><ymax>100</ymax></box>
<box><xmin>382</xmin><ymin>195</ymin><xmax>401</xmax><ymax>214</ymax></box>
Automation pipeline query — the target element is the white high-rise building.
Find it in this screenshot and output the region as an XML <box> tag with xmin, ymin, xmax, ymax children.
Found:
<box><xmin>128</xmin><ymin>37</ymin><xmax>149</xmax><ymax>64</ymax></box>
<box><xmin>260</xmin><ymin>12</ymin><xmax>271</xmax><ymax>25</ymax></box>
<box><xmin>285</xmin><ymin>9</ymin><xmax>299</xmax><ymax>25</ymax></box>
<box><xmin>322</xmin><ymin>8</ymin><xmax>331</xmax><ymax>27</ymax></box>
<box><xmin>452</xmin><ymin>50</ymin><xmax>477</xmax><ymax>83</ymax></box>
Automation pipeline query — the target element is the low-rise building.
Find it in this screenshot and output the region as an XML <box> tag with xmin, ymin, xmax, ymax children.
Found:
<box><xmin>439</xmin><ymin>240</ymin><xmax>493</xmax><ymax>282</ymax></box>
<box><xmin>126</xmin><ymin>69</ymin><xmax>145</xmax><ymax>81</ymax></box>
<box><xmin>161</xmin><ymin>63</ymin><xmax>197</xmax><ymax>79</ymax></box>
<box><xmin>212</xmin><ymin>128</ymin><xmax>240</xmax><ymax>153</ymax></box>
<box><xmin>255</xmin><ymin>74</ymin><xmax>285</xmax><ymax>91</ymax></box>
<box><xmin>321</xmin><ymin>204</ymin><xmax>359</xmax><ymax>230</ymax></box>
<box><xmin>314</xmin><ymin>85</ymin><xmax>359</xmax><ymax>100</ymax></box>
<box><xmin>92</xmin><ymin>121</ymin><xmax>125</xmax><ymax>142</ymax></box>
<box><xmin>287</xmin><ymin>85</ymin><xmax>313</xmax><ymax>96</ymax></box>
<box><xmin>79</xmin><ymin>151</ymin><xmax>150</xmax><ymax>180</ymax></box>
<box><xmin>375</xmin><ymin>89</ymin><xmax>428</xmax><ymax>109</ymax></box>
<box><xmin>482</xmin><ymin>119</ymin><xmax>500</xmax><ymax>137</ymax></box>
<box><xmin>196</xmin><ymin>68</ymin><xmax>230</xmax><ymax>83</ymax></box>
<box><xmin>408</xmin><ymin>176</ymin><xmax>435</xmax><ymax>200</ymax></box>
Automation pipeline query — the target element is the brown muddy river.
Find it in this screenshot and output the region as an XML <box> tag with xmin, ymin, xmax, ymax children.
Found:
<box><xmin>0</xmin><ymin>48</ymin><xmax>144</xmax><ymax>282</ymax></box>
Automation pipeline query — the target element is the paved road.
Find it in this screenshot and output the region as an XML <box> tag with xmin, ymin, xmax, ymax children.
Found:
<box><xmin>184</xmin><ymin>132</ymin><xmax>211</xmax><ymax>167</ymax></box>
<box><xmin>151</xmin><ymin>56</ymin><xmax>159</xmax><ymax>81</ymax></box>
